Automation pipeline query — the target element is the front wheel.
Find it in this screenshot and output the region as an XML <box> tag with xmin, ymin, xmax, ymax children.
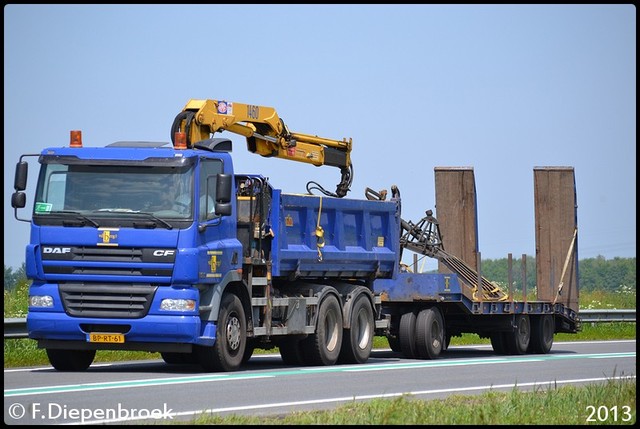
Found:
<box><xmin>47</xmin><ymin>349</ymin><xmax>96</xmax><ymax>371</ymax></box>
<box><xmin>197</xmin><ymin>293</ymin><xmax>246</xmax><ymax>372</ymax></box>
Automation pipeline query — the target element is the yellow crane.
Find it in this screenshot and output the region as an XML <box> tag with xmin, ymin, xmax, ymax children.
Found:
<box><xmin>171</xmin><ymin>99</ymin><xmax>353</xmax><ymax>198</ymax></box>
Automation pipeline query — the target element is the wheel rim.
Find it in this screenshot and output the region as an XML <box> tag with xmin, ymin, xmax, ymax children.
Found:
<box><xmin>430</xmin><ymin>319</ymin><xmax>442</xmax><ymax>350</ymax></box>
<box><xmin>324</xmin><ymin>309</ymin><xmax>339</xmax><ymax>352</ymax></box>
<box><xmin>355</xmin><ymin>308</ymin><xmax>372</xmax><ymax>350</ymax></box>
<box><xmin>518</xmin><ymin>317</ymin><xmax>530</xmax><ymax>340</ymax></box>
<box><xmin>516</xmin><ymin>315</ymin><xmax>530</xmax><ymax>350</ymax></box>
<box><xmin>226</xmin><ymin>315</ymin><xmax>241</xmax><ymax>351</ymax></box>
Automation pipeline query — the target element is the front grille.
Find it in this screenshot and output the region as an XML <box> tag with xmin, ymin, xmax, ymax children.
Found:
<box><xmin>59</xmin><ymin>283</ymin><xmax>157</xmax><ymax>319</ymax></box>
<box><xmin>41</xmin><ymin>246</ymin><xmax>175</xmax><ymax>277</ymax></box>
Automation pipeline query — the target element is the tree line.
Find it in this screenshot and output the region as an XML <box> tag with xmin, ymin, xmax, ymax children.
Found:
<box><xmin>478</xmin><ymin>255</ymin><xmax>636</xmax><ymax>293</ymax></box>
<box><xmin>4</xmin><ymin>256</ymin><xmax>636</xmax><ymax>293</ymax></box>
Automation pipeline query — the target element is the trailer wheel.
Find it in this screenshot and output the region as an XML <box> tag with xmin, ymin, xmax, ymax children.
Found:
<box><xmin>339</xmin><ymin>294</ymin><xmax>374</xmax><ymax>364</ymax></box>
<box><xmin>505</xmin><ymin>314</ymin><xmax>530</xmax><ymax>355</ymax></box>
<box><xmin>415</xmin><ymin>308</ymin><xmax>444</xmax><ymax>359</ymax></box>
<box><xmin>301</xmin><ymin>294</ymin><xmax>343</xmax><ymax>366</ymax></box>
<box><xmin>399</xmin><ymin>311</ymin><xmax>418</xmax><ymax>358</ymax></box>
<box><xmin>46</xmin><ymin>349</ymin><xmax>95</xmax><ymax>371</ymax></box>
<box><xmin>490</xmin><ymin>332</ymin><xmax>508</xmax><ymax>355</ymax></box>
<box><xmin>529</xmin><ymin>315</ymin><xmax>555</xmax><ymax>354</ymax></box>
<box><xmin>197</xmin><ymin>293</ymin><xmax>246</xmax><ymax>372</ymax></box>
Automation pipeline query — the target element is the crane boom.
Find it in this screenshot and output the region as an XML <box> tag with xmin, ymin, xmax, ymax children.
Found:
<box><xmin>171</xmin><ymin>99</ymin><xmax>353</xmax><ymax>197</ymax></box>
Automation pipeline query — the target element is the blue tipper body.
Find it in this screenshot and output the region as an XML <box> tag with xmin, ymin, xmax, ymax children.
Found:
<box><xmin>270</xmin><ymin>192</ymin><xmax>399</xmax><ymax>279</ymax></box>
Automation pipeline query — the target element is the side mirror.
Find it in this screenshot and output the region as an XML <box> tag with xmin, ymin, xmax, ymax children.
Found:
<box><xmin>216</xmin><ymin>173</ymin><xmax>232</xmax><ymax>204</ymax></box>
<box><xmin>11</xmin><ymin>192</ymin><xmax>26</xmax><ymax>209</ymax></box>
<box><xmin>214</xmin><ymin>173</ymin><xmax>233</xmax><ymax>217</ymax></box>
<box><xmin>14</xmin><ymin>161</ymin><xmax>28</xmax><ymax>191</ymax></box>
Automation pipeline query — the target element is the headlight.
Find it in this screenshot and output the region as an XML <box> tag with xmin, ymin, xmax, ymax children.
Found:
<box><xmin>160</xmin><ymin>299</ymin><xmax>196</xmax><ymax>311</ymax></box>
<box><xmin>30</xmin><ymin>295</ymin><xmax>54</xmax><ymax>308</ymax></box>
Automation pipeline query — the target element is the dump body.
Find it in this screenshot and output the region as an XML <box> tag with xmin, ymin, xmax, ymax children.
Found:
<box><xmin>270</xmin><ymin>192</ymin><xmax>399</xmax><ymax>279</ymax></box>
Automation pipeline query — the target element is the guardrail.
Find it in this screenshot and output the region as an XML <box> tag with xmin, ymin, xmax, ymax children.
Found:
<box><xmin>4</xmin><ymin>318</ymin><xmax>29</xmax><ymax>339</ymax></box>
<box><xmin>578</xmin><ymin>309</ymin><xmax>636</xmax><ymax>323</ymax></box>
<box><xmin>3</xmin><ymin>309</ymin><xmax>636</xmax><ymax>339</ymax></box>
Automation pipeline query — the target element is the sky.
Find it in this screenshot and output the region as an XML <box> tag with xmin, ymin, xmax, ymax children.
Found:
<box><xmin>4</xmin><ymin>4</ymin><xmax>636</xmax><ymax>271</ymax></box>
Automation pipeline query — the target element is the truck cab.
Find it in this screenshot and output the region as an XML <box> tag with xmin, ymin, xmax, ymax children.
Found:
<box><xmin>11</xmin><ymin>137</ymin><xmax>249</xmax><ymax>370</ymax></box>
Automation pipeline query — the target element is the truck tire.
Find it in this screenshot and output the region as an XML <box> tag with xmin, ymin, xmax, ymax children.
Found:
<box><xmin>197</xmin><ymin>293</ymin><xmax>246</xmax><ymax>372</ymax></box>
<box><xmin>399</xmin><ymin>311</ymin><xmax>418</xmax><ymax>359</ymax></box>
<box><xmin>46</xmin><ymin>349</ymin><xmax>96</xmax><ymax>371</ymax></box>
<box><xmin>504</xmin><ymin>314</ymin><xmax>530</xmax><ymax>355</ymax></box>
<box><xmin>339</xmin><ymin>294</ymin><xmax>374</xmax><ymax>364</ymax></box>
<box><xmin>528</xmin><ymin>315</ymin><xmax>554</xmax><ymax>354</ymax></box>
<box><xmin>415</xmin><ymin>307</ymin><xmax>444</xmax><ymax>359</ymax></box>
<box><xmin>300</xmin><ymin>294</ymin><xmax>343</xmax><ymax>366</ymax></box>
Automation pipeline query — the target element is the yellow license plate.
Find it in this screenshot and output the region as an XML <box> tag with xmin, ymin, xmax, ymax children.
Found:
<box><xmin>89</xmin><ymin>333</ymin><xmax>125</xmax><ymax>343</ymax></box>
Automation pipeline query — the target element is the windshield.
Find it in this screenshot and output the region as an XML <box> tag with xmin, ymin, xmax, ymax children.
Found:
<box><xmin>33</xmin><ymin>163</ymin><xmax>195</xmax><ymax>221</ymax></box>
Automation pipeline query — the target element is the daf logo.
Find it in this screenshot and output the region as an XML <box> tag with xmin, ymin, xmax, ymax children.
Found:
<box><xmin>153</xmin><ymin>250</ymin><xmax>175</xmax><ymax>257</ymax></box>
<box><xmin>43</xmin><ymin>247</ymin><xmax>72</xmax><ymax>254</ymax></box>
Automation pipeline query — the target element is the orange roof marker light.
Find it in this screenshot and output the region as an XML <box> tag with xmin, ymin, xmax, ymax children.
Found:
<box><xmin>174</xmin><ymin>131</ymin><xmax>187</xmax><ymax>150</ymax></box>
<box><xmin>70</xmin><ymin>130</ymin><xmax>83</xmax><ymax>148</ymax></box>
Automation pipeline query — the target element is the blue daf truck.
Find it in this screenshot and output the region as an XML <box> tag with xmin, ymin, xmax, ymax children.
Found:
<box><xmin>10</xmin><ymin>99</ymin><xmax>580</xmax><ymax>371</ymax></box>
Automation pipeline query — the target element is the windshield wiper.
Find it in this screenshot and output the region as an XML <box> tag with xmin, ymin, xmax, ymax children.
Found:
<box><xmin>95</xmin><ymin>209</ymin><xmax>173</xmax><ymax>230</ymax></box>
<box><xmin>48</xmin><ymin>210</ymin><xmax>100</xmax><ymax>228</ymax></box>
<box><xmin>131</xmin><ymin>212</ymin><xmax>174</xmax><ymax>230</ymax></box>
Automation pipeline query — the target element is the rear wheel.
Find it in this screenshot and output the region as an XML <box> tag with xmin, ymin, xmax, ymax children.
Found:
<box><xmin>300</xmin><ymin>294</ymin><xmax>343</xmax><ymax>366</ymax></box>
<box><xmin>339</xmin><ymin>294</ymin><xmax>374</xmax><ymax>364</ymax></box>
<box><xmin>415</xmin><ymin>308</ymin><xmax>444</xmax><ymax>359</ymax></box>
<box><xmin>529</xmin><ymin>315</ymin><xmax>554</xmax><ymax>354</ymax></box>
<box><xmin>197</xmin><ymin>293</ymin><xmax>246</xmax><ymax>372</ymax></box>
<box><xmin>47</xmin><ymin>349</ymin><xmax>96</xmax><ymax>371</ymax></box>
